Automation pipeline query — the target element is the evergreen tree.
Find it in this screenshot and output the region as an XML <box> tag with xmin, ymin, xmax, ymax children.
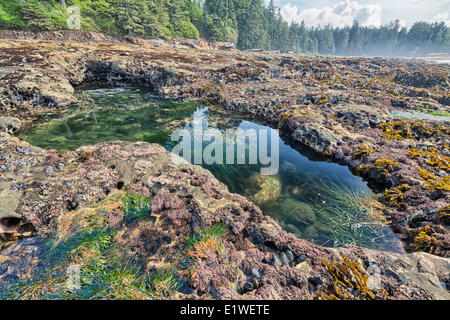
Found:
<box><xmin>235</xmin><ymin>0</ymin><xmax>268</xmax><ymax>49</ymax></box>
<box><xmin>2</xmin><ymin>0</ymin><xmax>448</xmax><ymax>56</ymax></box>
<box><xmin>21</xmin><ymin>0</ymin><xmax>52</xmax><ymax>31</ymax></box>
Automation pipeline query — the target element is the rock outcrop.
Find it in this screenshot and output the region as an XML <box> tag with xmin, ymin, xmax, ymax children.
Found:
<box><xmin>0</xmin><ymin>134</ymin><xmax>448</xmax><ymax>300</ymax></box>
<box><xmin>0</xmin><ymin>31</ymin><xmax>449</xmax><ymax>299</ymax></box>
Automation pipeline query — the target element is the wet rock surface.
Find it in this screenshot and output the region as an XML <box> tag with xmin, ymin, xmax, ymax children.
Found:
<box><xmin>0</xmin><ymin>135</ymin><xmax>448</xmax><ymax>299</ymax></box>
<box><xmin>0</xmin><ymin>31</ymin><xmax>449</xmax><ymax>299</ymax></box>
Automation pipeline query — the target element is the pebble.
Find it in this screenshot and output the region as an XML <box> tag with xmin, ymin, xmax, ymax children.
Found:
<box><xmin>308</xmin><ymin>276</ymin><xmax>323</xmax><ymax>286</ymax></box>
<box><xmin>280</xmin><ymin>252</ymin><xmax>290</xmax><ymax>266</ymax></box>
<box><xmin>16</xmin><ymin>146</ymin><xmax>31</xmax><ymax>155</ymax></box>
<box><xmin>45</xmin><ymin>167</ymin><xmax>55</xmax><ymax>174</ymax></box>
<box><xmin>251</xmin><ymin>277</ymin><xmax>260</xmax><ymax>289</ymax></box>
<box><xmin>297</xmin><ymin>254</ymin><xmax>307</xmax><ymax>263</ymax></box>
<box><xmin>285</xmin><ymin>249</ymin><xmax>294</xmax><ymax>261</ymax></box>
<box><xmin>250</xmin><ymin>268</ymin><xmax>260</xmax><ymax>279</ymax></box>
<box><xmin>272</xmin><ymin>255</ymin><xmax>281</xmax><ymax>266</ymax></box>
<box><xmin>243</xmin><ymin>281</ymin><xmax>253</xmax><ymax>292</ymax></box>
<box><xmin>66</xmin><ymin>199</ymin><xmax>79</xmax><ymax>210</ymax></box>
<box><xmin>10</xmin><ymin>182</ymin><xmax>25</xmax><ymax>190</ymax></box>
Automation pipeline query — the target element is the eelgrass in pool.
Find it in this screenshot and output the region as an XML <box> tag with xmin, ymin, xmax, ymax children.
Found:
<box><xmin>20</xmin><ymin>88</ymin><xmax>404</xmax><ymax>252</ymax></box>
<box><xmin>0</xmin><ymin>191</ymin><xmax>180</xmax><ymax>300</ymax></box>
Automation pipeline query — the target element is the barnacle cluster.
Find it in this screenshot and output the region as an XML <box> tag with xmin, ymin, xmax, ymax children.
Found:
<box><xmin>409</xmin><ymin>146</ymin><xmax>449</xmax><ymax>171</ymax></box>
<box><xmin>411</xmin><ymin>225</ymin><xmax>437</xmax><ymax>251</ymax></box>
<box><xmin>351</xmin><ymin>145</ymin><xmax>374</xmax><ymax>159</ymax></box>
<box><xmin>418</xmin><ymin>168</ymin><xmax>450</xmax><ymax>191</ymax></box>
<box><xmin>380</xmin><ymin>184</ymin><xmax>411</xmax><ymax>206</ymax></box>
<box><xmin>316</xmin><ymin>255</ymin><xmax>378</xmax><ymax>300</ymax></box>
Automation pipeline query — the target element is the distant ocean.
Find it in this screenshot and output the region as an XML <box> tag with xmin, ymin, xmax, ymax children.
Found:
<box><xmin>426</xmin><ymin>59</ymin><xmax>450</xmax><ymax>64</ymax></box>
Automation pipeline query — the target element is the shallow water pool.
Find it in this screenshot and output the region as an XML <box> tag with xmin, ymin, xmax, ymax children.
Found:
<box><xmin>20</xmin><ymin>88</ymin><xmax>405</xmax><ymax>252</ymax></box>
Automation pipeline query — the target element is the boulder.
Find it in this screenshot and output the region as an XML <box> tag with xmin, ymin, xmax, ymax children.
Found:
<box><xmin>246</xmin><ymin>174</ymin><xmax>281</xmax><ymax>204</ymax></box>
<box><xmin>0</xmin><ymin>117</ymin><xmax>21</xmax><ymax>134</ymax></box>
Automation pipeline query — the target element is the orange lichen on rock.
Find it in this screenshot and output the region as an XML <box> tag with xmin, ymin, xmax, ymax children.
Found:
<box><xmin>202</xmin><ymin>83</ymin><xmax>221</xmax><ymax>93</ymax></box>
<box><xmin>436</xmin><ymin>205</ymin><xmax>450</xmax><ymax>225</ymax></box>
<box><xmin>186</xmin><ymin>238</ymin><xmax>222</xmax><ymax>260</ymax></box>
<box><xmin>358</xmin><ymin>158</ymin><xmax>399</xmax><ymax>175</ymax></box>
<box><xmin>378</xmin><ymin>121</ymin><xmax>412</xmax><ymax>140</ymax></box>
<box><xmin>278</xmin><ymin>112</ymin><xmax>296</xmax><ymax>125</ymax></box>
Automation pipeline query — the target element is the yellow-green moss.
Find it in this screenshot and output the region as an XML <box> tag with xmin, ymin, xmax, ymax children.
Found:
<box><xmin>409</xmin><ymin>146</ymin><xmax>449</xmax><ymax>172</ymax></box>
<box><xmin>380</xmin><ymin>184</ymin><xmax>411</xmax><ymax>206</ymax></box>
<box><xmin>316</xmin><ymin>255</ymin><xmax>378</xmax><ymax>300</ymax></box>
<box><xmin>418</xmin><ymin>168</ymin><xmax>450</xmax><ymax>191</ymax></box>
<box><xmin>351</xmin><ymin>145</ymin><xmax>375</xmax><ymax>159</ymax></box>
<box><xmin>411</xmin><ymin>225</ymin><xmax>437</xmax><ymax>251</ymax></box>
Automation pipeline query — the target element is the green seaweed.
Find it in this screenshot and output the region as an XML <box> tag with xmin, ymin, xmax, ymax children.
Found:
<box><xmin>121</xmin><ymin>193</ymin><xmax>151</xmax><ymax>223</ymax></box>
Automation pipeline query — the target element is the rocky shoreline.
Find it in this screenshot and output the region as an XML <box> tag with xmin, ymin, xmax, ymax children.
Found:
<box><xmin>0</xmin><ymin>31</ymin><xmax>449</xmax><ymax>299</ymax></box>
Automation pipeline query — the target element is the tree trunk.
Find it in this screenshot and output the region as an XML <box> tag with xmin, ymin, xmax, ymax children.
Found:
<box><xmin>203</xmin><ymin>4</ymin><xmax>207</xmax><ymax>30</ymax></box>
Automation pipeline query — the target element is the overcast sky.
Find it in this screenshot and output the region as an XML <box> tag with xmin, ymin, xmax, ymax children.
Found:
<box><xmin>275</xmin><ymin>0</ymin><xmax>450</xmax><ymax>28</ymax></box>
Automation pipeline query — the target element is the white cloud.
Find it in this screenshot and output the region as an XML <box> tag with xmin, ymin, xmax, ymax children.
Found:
<box><xmin>281</xmin><ymin>0</ymin><xmax>382</xmax><ymax>28</ymax></box>
<box><xmin>429</xmin><ymin>13</ymin><xmax>450</xmax><ymax>26</ymax></box>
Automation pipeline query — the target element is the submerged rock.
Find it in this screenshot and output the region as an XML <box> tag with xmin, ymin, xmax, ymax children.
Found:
<box><xmin>284</xmin><ymin>223</ymin><xmax>302</xmax><ymax>237</ymax></box>
<box><xmin>280</xmin><ymin>198</ymin><xmax>316</xmax><ymax>226</ymax></box>
<box><xmin>285</xmin><ymin>184</ymin><xmax>309</xmax><ymax>200</ymax></box>
<box><xmin>304</xmin><ymin>225</ymin><xmax>319</xmax><ymax>241</ymax></box>
<box><xmin>246</xmin><ymin>174</ymin><xmax>281</xmax><ymax>204</ymax></box>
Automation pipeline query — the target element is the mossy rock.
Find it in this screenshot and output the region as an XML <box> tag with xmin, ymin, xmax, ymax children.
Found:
<box><xmin>285</xmin><ymin>184</ymin><xmax>309</xmax><ymax>200</ymax></box>
<box><xmin>280</xmin><ymin>198</ymin><xmax>316</xmax><ymax>225</ymax></box>
<box><xmin>284</xmin><ymin>223</ymin><xmax>303</xmax><ymax>238</ymax></box>
<box><xmin>314</xmin><ymin>222</ymin><xmax>334</xmax><ymax>237</ymax></box>
<box><xmin>303</xmin><ymin>225</ymin><xmax>319</xmax><ymax>241</ymax></box>
<box><xmin>246</xmin><ymin>174</ymin><xmax>281</xmax><ymax>204</ymax></box>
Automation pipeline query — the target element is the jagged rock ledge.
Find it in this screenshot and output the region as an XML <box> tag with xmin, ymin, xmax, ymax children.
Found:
<box><xmin>0</xmin><ymin>133</ymin><xmax>448</xmax><ymax>299</ymax></box>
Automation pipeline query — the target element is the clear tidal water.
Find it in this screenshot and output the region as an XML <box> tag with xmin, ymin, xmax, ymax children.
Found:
<box><xmin>391</xmin><ymin>110</ymin><xmax>449</xmax><ymax>122</ymax></box>
<box><xmin>20</xmin><ymin>88</ymin><xmax>405</xmax><ymax>253</ymax></box>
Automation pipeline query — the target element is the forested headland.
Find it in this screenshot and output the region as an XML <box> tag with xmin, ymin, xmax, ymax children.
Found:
<box><xmin>1</xmin><ymin>0</ymin><xmax>449</xmax><ymax>56</ymax></box>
